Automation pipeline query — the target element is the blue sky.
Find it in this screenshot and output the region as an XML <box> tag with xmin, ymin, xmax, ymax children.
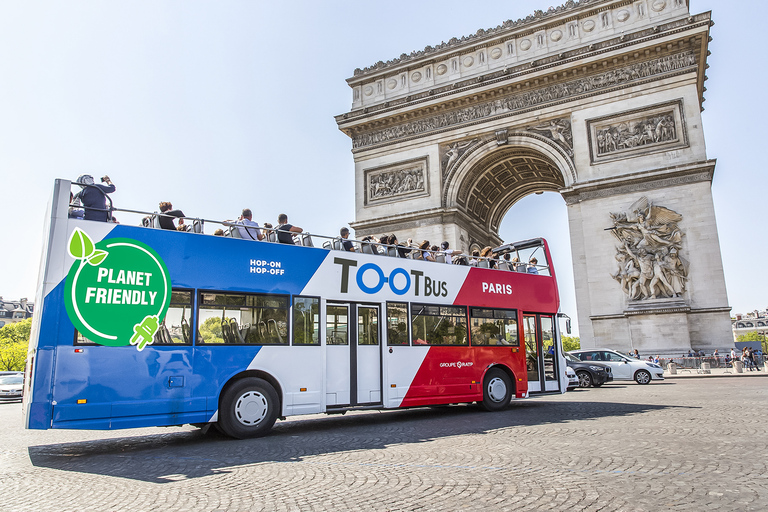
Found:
<box><xmin>0</xmin><ymin>1</ymin><xmax>764</xmax><ymax>335</ymax></box>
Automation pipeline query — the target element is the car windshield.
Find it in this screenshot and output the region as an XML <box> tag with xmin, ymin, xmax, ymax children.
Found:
<box><xmin>0</xmin><ymin>375</ymin><xmax>22</xmax><ymax>385</ymax></box>
<box><xmin>565</xmin><ymin>353</ymin><xmax>580</xmax><ymax>363</ymax></box>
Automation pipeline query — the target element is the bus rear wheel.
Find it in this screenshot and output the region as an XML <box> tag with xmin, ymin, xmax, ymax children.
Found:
<box><xmin>218</xmin><ymin>378</ymin><xmax>279</xmax><ymax>439</ymax></box>
<box><xmin>481</xmin><ymin>368</ymin><xmax>512</xmax><ymax>411</ymax></box>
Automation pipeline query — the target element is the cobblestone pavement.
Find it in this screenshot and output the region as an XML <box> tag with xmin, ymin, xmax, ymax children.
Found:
<box><xmin>2</xmin><ymin>377</ymin><xmax>766</xmax><ymax>512</ymax></box>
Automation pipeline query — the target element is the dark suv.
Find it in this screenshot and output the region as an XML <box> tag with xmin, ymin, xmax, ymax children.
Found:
<box><xmin>564</xmin><ymin>353</ymin><xmax>613</xmax><ymax>387</ymax></box>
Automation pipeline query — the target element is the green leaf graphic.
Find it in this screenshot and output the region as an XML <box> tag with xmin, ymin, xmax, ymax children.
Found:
<box><xmin>68</xmin><ymin>228</ymin><xmax>95</xmax><ymax>260</ymax></box>
<box><xmin>86</xmin><ymin>249</ymin><xmax>108</xmax><ymax>266</ymax></box>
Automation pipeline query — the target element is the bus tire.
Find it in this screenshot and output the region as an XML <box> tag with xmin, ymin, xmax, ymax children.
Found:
<box><xmin>218</xmin><ymin>377</ymin><xmax>279</xmax><ymax>439</ymax></box>
<box><xmin>481</xmin><ymin>368</ymin><xmax>512</xmax><ymax>411</ymax></box>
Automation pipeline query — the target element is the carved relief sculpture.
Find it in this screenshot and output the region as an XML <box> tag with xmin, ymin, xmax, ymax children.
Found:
<box><xmin>596</xmin><ymin>112</ymin><xmax>676</xmax><ymax>156</ymax></box>
<box><xmin>608</xmin><ymin>196</ymin><xmax>688</xmax><ymax>301</ymax></box>
<box><xmin>364</xmin><ymin>158</ymin><xmax>430</xmax><ymax>206</ymax></box>
<box><xmin>369</xmin><ymin>167</ymin><xmax>425</xmax><ymax>200</ymax></box>
<box><xmin>527</xmin><ymin>118</ymin><xmax>573</xmax><ymax>156</ymax></box>
<box><xmin>441</xmin><ymin>138</ymin><xmax>480</xmax><ymax>174</ymax></box>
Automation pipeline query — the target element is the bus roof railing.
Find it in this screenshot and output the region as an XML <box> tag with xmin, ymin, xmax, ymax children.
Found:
<box><xmin>66</xmin><ymin>187</ymin><xmax>550</xmax><ymax>274</ymax></box>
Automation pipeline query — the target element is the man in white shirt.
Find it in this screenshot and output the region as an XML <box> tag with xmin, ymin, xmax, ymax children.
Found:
<box><xmin>236</xmin><ymin>209</ymin><xmax>264</xmax><ymax>240</ymax></box>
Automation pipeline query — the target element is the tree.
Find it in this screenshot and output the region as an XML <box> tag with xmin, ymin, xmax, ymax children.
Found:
<box><xmin>0</xmin><ymin>318</ymin><xmax>32</xmax><ymax>371</ymax></box>
<box><xmin>561</xmin><ymin>335</ymin><xmax>580</xmax><ymax>352</ymax></box>
<box><xmin>198</xmin><ymin>315</ymin><xmax>224</xmax><ymax>344</ymax></box>
<box><xmin>736</xmin><ymin>331</ymin><xmax>768</xmax><ymax>353</ymax></box>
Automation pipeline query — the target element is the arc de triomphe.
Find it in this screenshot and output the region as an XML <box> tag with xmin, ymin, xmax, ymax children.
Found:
<box><xmin>335</xmin><ymin>0</ymin><xmax>732</xmax><ymax>354</ymax></box>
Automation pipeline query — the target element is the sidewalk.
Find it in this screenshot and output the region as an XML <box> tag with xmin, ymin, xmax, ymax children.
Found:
<box><xmin>664</xmin><ymin>367</ymin><xmax>768</xmax><ymax>379</ymax></box>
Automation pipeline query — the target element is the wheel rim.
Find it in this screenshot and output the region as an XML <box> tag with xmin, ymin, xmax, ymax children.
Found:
<box><xmin>578</xmin><ymin>372</ymin><xmax>591</xmax><ymax>387</ymax></box>
<box><xmin>487</xmin><ymin>377</ymin><xmax>508</xmax><ymax>402</ymax></box>
<box><xmin>636</xmin><ymin>371</ymin><xmax>650</xmax><ymax>384</ymax></box>
<box><xmin>234</xmin><ymin>391</ymin><xmax>269</xmax><ymax>426</ymax></box>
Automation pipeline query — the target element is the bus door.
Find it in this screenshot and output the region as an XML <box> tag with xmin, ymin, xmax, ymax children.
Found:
<box><xmin>523</xmin><ymin>314</ymin><xmax>560</xmax><ymax>393</ymax></box>
<box><xmin>325</xmin><ymin>302</ymin><xmax>382</xmax><ymax>407</ymax></box>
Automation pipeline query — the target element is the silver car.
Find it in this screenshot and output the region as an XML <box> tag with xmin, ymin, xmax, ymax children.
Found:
<box><xmin>568</xmin><ymin>349</ymin><xmax>664</xmax><ymax>384</ymax></box>
<box><xmin>0</xmin><ymin>373</ymin><xmax>24</xmax><ymax>401</ymax></box>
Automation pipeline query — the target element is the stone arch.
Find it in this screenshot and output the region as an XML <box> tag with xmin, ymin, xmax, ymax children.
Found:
<box><xmin>444</xmin><ymin>134</ymin><xmax>573</xmax><ymax>233</ymax></box>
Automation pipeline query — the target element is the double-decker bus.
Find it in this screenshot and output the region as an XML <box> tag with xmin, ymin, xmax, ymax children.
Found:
<box><xmin>24</xmin><ymin>179</ymin><xmax>568</xmax><ymax>438</ymax></box>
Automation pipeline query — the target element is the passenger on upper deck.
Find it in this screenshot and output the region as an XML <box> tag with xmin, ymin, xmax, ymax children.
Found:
<box><xmin>469</xmin><ymin>250</ymin><xmax>480</xmax><ymax>266</ymax></box>
<box><xmin>511</xmin><ymin>256</ymin><xmax>526</xmax><ymax>273</ymax></box>
<box><xmin>158</xmin><ymin>202</ymin><xmax>185</xmax><ymax>230</ymax></box>
<box><xmin>480</xmin><ymin>246</ymin><xmax>496</xmax><ymax>269</ymax></box>
<box><xmin>420</xmin><ymin>240</ymin><xmax>435</xmax><ymax>262</ymax></box>
<box><xmin>527</xmin><ymin>257</ymin><xmax>539</xmax><ymax>275</ymax></box>
<box><xmin>236</xmin><ymin>209</ymin><xmax>264</xmax><ymax>241</ymax></box>
<box><xmin>68</xmin><ymin>192</ymin><xmax>84</xmax><ymax>220</ymax></box>
<box><xmin>74</xmin><ymin>174</ymin><xmax>115</xmax><ymax>222</ymax></box>
<box><xmin>340</xmin><ymin>227</ymin><xmax>356</xmax><ymax>252</ymax></box>
<box><xmin>391</xmin><ymin>235</ymin><xmax>413</xmax><ymax>258</ymax></box>
<box><xmin>441</xmin><ymin>241</ymin><xmax>455</xmax><ymax>264</ymax></box>
<box><xmin>276</xmin><ymin>213</ymin><xmax>302</xmax><ymax>244</ymax></box>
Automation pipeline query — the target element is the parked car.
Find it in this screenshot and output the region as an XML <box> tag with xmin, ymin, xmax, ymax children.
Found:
<box><xmin>564</xmin><ymin>353</ymin><xmax>613</xmax><ymax>387</ymax></box>
<box><xmin>568</xmin><ymin>349</ymin><xmax>664</xmax><ymax>384</ymax></box>
<box><xmin>0</xmin><ymin>373</ymin><xmax>23</xmax><ymax>401</ymax></box>
<box><xmin>565</xmin><ymin>366</ymin><xmax>579</xmax><ymax>390</ymax></box>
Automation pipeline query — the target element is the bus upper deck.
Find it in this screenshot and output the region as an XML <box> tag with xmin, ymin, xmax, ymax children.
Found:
<box><xmin>24</xmin><ymin>179</ymin><xmax>567</xmax><ymax>438</ymax></box>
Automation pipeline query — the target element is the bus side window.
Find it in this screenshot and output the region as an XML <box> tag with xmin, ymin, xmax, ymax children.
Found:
<box><xmin>293</xmin><ymin>296</ymin><xmax>320</xmax><ymax>345</ymax></box>
<box><xmin>411</xmin><ymin>304</ymin><xmax>468</xmax><ymax>346</ymax></box>
<box><xmin>154</xmin><ymin>289</ymin><xmax>193</xmax><ymax>345</ymax></box>
<box><xmin>197</xmin><ymin>292</ymin><xmax>289</xmax><ymax>345</ymax></box>
<box><xmin>387</xmin><ymin>302</ymin><xmax>409</xmax><ymax>346</ymax></box>
<box><xmin>469</xmin><ymin>308</ymin><xmax>518</xmax><ymax>347</ymax></box>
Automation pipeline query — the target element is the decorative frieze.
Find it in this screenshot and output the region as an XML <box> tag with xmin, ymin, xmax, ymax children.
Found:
<box><xmin>364</xmin><ymin>157</ymin><xmax>430</xmax><ymax>206</ymax></box>
<box><xmin>352</xmin><ymin>51</ymin><xmax>696</xmax><ymax>150</ymax></box>
<box><xmin>587</xmin><ymin>99</ymin><xmax>688</xmax><ymax>163</ymax></box>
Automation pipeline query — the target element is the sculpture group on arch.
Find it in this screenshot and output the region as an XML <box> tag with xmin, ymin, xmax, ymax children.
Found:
<box><xmin>609</xmin><ymin>196</ymin><xmax>688</xmax><ymax>301</ymax></box>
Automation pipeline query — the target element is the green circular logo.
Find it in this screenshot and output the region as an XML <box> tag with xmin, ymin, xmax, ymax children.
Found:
<box><xmin>64</xmin><ymin>228</ymin><xmax>171</xmax><ymax>349</ymax></box>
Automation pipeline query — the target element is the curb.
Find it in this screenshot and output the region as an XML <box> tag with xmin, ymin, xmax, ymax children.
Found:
<box><xmin>664</xmin><ymin>372</ymin><xmax>768</xmax><ymax>380</ymax></box>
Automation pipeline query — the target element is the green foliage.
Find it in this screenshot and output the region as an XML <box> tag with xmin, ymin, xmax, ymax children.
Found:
<box><xmin>737</xmin><ymin>331</ymin><xmax>766</xmax><ymax>342</ymax></box>
<box><xmin>0</xmin><ymin>318</ymin><xmax>32</xmax><ymax>371</ymax></box>
<box><xmin>198</xmin><ymin>315</ymin><xmax>224</xmax><ymax>344</ymax></box>
<box><xmin>737</xmin><ymin>331</ymin><xmax>768</xmax><ymax>352</ymax></box>
<box><xmin>561</xmin><ymin>335</ymin><xmax>581</xmax><ymax>352</ymax></box>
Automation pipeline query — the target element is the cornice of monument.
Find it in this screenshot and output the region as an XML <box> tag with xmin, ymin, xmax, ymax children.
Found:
<box><xmin>560</xmin><ymin>159</ymin><xmax>715</xmax><ymax>204</ymax></box>
<box><xmin>345</xmin><ymin>48</ymin><xmax>699</xmax><ymax>152</ymax></box>
<box><xmin>336</xmin><ymin>14</ymin><xmax>712</xmax><ymax>144</ymax></box>
<box><xmin>338</xmin><ymin>3</ymin><xmax>710</xmax><ymax>126</ymax></box>
<box><xmin>348</xmin><ymin>0</ymin><xmax>675</xmax><ymax>80</ymax></box>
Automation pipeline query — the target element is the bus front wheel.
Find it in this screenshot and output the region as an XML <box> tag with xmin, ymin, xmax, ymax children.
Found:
<box><xmin>218</xmin><ymin>378</ymin><xmax>279</xmax><ymax>439</ymax></box>
<box><xmin>481</xmin><ymin>368</ymin><xmax>512</xmax><ymax>411</ymax></box>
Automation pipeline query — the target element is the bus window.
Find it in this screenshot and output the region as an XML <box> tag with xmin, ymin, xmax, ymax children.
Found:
<box><xmin>524</xmin><ymin>315</ymin><xmax>539</xmax><ymax>382</ymax></box>
<box><xmin>326</xmin><ymin>305</ymin><xmax>348</xmax><ymax>345</ymax></box>
<box><xmin>197</xmin><ymin>292</ymin><xmax>289</xmax><ymax>345</ymax></box>
<box><xmin>293</xmin><ymin>296</ymin><xmax>319</xmax><ymax>345</ymax></box>
<box><xmin>154</xmin><ymin>290</ymin><xmax>193</xmax><ymax>344</ymax></box>
<box><xmin>410</xmin><ymin>304</ymin><xmax>468</xmax><ymax>346</ymax></box>
<box><xmin>358</xmin><ymin>306</ymin><xmax>378</xmax><ymax>345</ymax></box>
<box><xmin>470</xmin><ymin>308</ymin><xmax>518</xmax><ymax>346</ymax></box>
<box><xmin>541</xmin><ymin>316</ymin><xmax>556</xmax><ymax>381</ymax></box>
<box><xmin>386</xmin><ymin>302</ymin><xmax>409</xmax><ymax>346</ymax></box>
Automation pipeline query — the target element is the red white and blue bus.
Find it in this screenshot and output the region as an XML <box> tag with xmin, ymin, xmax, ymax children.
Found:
<box><xmin>24</xmin><ymin>179</ymin><xmax>568</xmax><ymax>438</ymax></box>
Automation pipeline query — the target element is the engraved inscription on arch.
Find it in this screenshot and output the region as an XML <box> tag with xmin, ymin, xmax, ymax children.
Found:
<box><xmin>364</xmin><ymin>157</ymin><xmax>429</xmax><ymax>206</ymax></box>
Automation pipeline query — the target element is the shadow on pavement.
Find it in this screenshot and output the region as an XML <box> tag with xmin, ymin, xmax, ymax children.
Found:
<box><xmin>29</xmin><ymin>399</ymin><xmax>692</xmax><ymax>483</ymax></box>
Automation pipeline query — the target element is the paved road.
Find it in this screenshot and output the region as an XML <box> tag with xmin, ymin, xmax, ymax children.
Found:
<box><xmin>2</xmin><ymin>377</ymin><xmax>766</xmax><ymax>511</ymax></box>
